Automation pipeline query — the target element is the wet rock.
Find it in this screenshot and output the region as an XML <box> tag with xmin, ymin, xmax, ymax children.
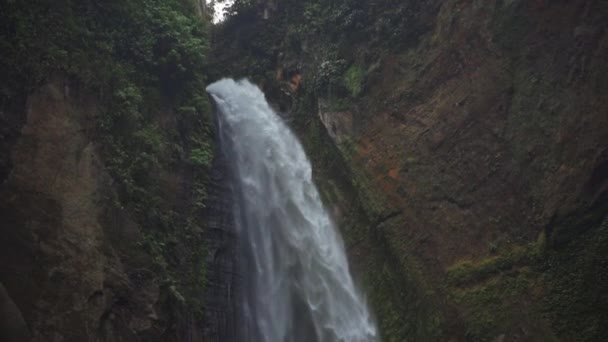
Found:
<box><xmin>0</xmin><ymin>283</ymin><xmax>29</xmax><ymax>342</ymax></box>
<box><xmin>201</xmin><ymin>138</ymin><xmax>240</xmax><ymax>341</ymax></box>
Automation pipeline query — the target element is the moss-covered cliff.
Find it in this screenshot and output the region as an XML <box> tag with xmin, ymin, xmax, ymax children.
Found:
<box><xmin>211</xmin><ymin>0</ymin><xmax>608</xmax><ymax>340</ymax></box>
<box><xmin>1</xmin><ymin>0</ymin><xmax>607</xmax><ymax>341</ymax></box>
<box><xmin>0</xmin><ymin>1</ymin><xmax>233</xmax><ymax>341</ymax></box>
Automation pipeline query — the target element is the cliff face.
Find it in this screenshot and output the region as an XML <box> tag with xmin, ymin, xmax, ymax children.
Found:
<box><xmin>343</xmin><ymin>1</ymin><xmax>608</xmax><ymax>339</ymax></box>
<box><xmin>0</xmin><ymin>80</ymin><xmax>120</xmax><ymax>341</ymax></box>
<box><xmin>0</xmin><ymin>1</ymin><xmax>238</xmax><ymax>341</ymax></box>
<box><xmin>0</xmin><ymin>78</ymin><xmax>237</xmax><ymax>342</ymax></box>
<box><xmin>202</xmin><ymin>138</ymin><xmax>240</xmax><ymax>342</ymax></box>
<box><xmin>1</xmin><ymin>0</ymin><xmax>607</xmax><ymax>340</ymax></box>
<box><xmin>212</xmin><ymin>0</ymin><xmax>608</xmax><ymax>340</ymax></box>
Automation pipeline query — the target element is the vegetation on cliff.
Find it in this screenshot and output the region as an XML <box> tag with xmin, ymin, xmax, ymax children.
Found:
<box><xmin>1</xmin><ymin>0</ymin><xmax>606</xmax><ymax>341</ymax></box>
<box><xmin>213</xmin><ymin>0</ymin><xmax>608</xmax><ymax>341</ymax></box>
<box><xmin>1</xmin><ymin>0</ymin><xmax>216</xmax><ymax>339</ymax></box>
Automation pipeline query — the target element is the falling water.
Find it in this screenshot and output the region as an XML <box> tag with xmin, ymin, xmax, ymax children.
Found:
<box><xmin>207</xmin><ymin>79</ymin><xmax>378</xmax><ymax>342</ymax></box>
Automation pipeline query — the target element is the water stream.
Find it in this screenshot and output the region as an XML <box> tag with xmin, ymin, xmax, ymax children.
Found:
<box><xmin>207</xmin><ymin>79</ymin><xmax>378</xmax><ymax>342</ymax></box>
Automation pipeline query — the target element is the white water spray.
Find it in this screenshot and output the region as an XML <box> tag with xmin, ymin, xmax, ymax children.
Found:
<box><xmin>207</xmin><ymin>79</ymin><xmax>378</xmax><ymax>342</ymax></box>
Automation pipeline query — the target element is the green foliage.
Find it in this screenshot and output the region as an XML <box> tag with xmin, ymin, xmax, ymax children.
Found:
<box><xmin>442</xmin><ymin>225</ymin><xmax>608</xmax><ymax>341</ymax></box>
<box><xmin>139</xmin><ymin>232</ymin><xmax>171</xmax><ymax>271</ymax></box>
<box><xmin>541</xmin><ymin>218</ymin><xmax>608</xmax><ymax>341</ymax></box>
<box><xmin>314</xmin><ymin>59</ymin><xmax>347</xmax><ymax>91</ymax></box>
<box><xmin>449</xmin><ymin>269</ymin><xmax>543</xmax><ymax>340</ymax></box>
<box><xmin>134</xmin><ymin>125</ymin><xmax>166</xmax><ymax>155</ymax></box>
<box><xmin>343</xmin><ymin>64</ymin><xmax>365</xmax><ymax>97</ymax></box>
<box><xmin>190</xmin><ymin>144</ymin><xmax>213</xmax><ymax>168</ymax></box>
<box><xmin>225</xmin><ymin>0</ymin><xmax>257</xmax><ymax>18</ymax></box>
<box><xmin>1</xmin><ymin>0</ymin><xmax>209</xmax><ymax>92</ymax></box>
<box><xmin>190</xmin><ymin>147</ymin><xmax>212</xmax><ymax>165</ymax></box>
<box><xmin>1</xmin><ymin>0</ymin><xmax>215</xmax><ymax>323</ymax></box>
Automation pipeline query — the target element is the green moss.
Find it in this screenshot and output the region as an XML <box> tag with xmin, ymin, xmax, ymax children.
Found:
<box><xmin>541</xmin><ymin>218</ymin><xmax>608</xmax><ymax>341</ymax></box>
<box><xmin>289</xmin><ymin>89</ymin><xmax>445</xmax><ymax>342</ymax></box>
<box><xmin>442</xmin><ymin>234</ymin><xmax>560</xmax><ymax>340</ymax></box>
<box><xmin>448</xmin><ymin>269</ymin><xmax>544</xmax><ymax>340</ymax></box>
<box><xmin>446</xmin><ymin>245</ymin><xmax>536</xmax><ymax>286</ymax></box>
<box><xmin>444</xmin><ymin>219</ymin><xmax>608</xmax><ymax>341</ymax></box>
<box><xmin>343</xmin><ymin>64</ymin><xmax>365</xmax><ymax>97</ymax></box>
<box><xmin>366</xmin><ymin>257</ymin><xmax>444</xmax><ymax>342</ymax></box>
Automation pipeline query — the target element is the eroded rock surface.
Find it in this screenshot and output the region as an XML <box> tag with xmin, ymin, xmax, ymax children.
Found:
<box><xmin>0</xmin><ymin>80</ymin><xmax>238</xmax><ymax>341</ymax></box>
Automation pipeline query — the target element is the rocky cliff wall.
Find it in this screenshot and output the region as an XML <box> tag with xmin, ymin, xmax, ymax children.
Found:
<box><xmin>211</xmin><ymin>0</ymin><xmax>608</xmax><ymax>340</ymax></box>
<box><xmin>201</xmin><ymin>128</ymin><xmax>240</xmax><ymax>342</ymax></box>
<box><xmin>0</xmin><ymin>1</ymin><xmax>240</xmax><ymax>340</ymax></box>
<box><xmin>0</xmin><ymin>78</ymin><xmax>237</xmax><ymax>341</ymax></box>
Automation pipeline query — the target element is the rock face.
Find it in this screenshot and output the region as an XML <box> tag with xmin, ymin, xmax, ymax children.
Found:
<box><xmin>318</xmin><ymin>100</ymin><xmax>353</xmax><ymax>144</ymax></box>
<box><xmin>212</xmin><ymin>0</ymin><xmax>608</xmax><ymax>340</ymax></box>
<box><xmin>0</xmin><ymin>80</ymin><xmax>119</xmax><ymax>341</ymax></box>
<box><xmin>0</xmin><ymin>283</ymin><xmax>29</xmax><ymax>341</ymax></box>
<box><xmin>0</xmin><ymin>1</ymin><xmax>235</xmax><ymax>340</ymax></box>
<box><xmin>317</xmin><ymin>109</ymin><xmax>352</xmax><ymax>143</ymax></box>
<box><xmin>337</xmin><ymin>2</ymin><xmax>608</xmax><ymax>338</ymax></box>
<box><xmin>0</xmin><ymin>79</ymin><xmax>238</xmax><ymax>341</ymax></box>
<box><xmin>201</xmin><ymin>134</ymin><xmax>240</xmax><ymax>342</ymax></box>
<box><xmin>0</xmin><ymin>0</ymin><xmax>606</xmax><ymax>340</ymax></box>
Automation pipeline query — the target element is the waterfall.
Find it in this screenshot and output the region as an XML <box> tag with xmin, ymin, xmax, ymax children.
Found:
<box><xmin>207</xmin><ymin>79</ymin><xmax>378</xmax><ymax>342</ymax></box>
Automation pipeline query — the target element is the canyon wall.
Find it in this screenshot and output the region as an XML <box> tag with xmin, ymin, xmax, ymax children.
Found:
<box><xmin>211</xmin><ymin>0</ymin><xmax>608</xmax><ymax>340</ymax></box>
<box><xmin>0</xmin><ymin>1</ymin><xmax>236</xmax><ymax>340</ymax></box>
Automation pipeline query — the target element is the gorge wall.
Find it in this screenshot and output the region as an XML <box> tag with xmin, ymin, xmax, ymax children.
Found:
<box><xmin>211</xmin><ymin>0</ymin><xmax>608</xmax><ymax>341</ymax></box>
<box><xmin>0</xmin><ymin>1</ymin><xmax>237</xmax><ymax>341</ymax></box>
<box><xmin>1</xmin><ymin>0</ymin><xmax>607</xmax><ymax>341</ymax></box>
